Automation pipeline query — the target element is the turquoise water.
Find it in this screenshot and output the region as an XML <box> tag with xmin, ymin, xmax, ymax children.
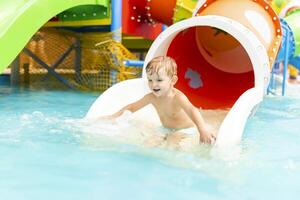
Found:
<box><xmin>1</xmin><ymin>85</ymin><xmax>300</xmax><ymax>200</ymax></box>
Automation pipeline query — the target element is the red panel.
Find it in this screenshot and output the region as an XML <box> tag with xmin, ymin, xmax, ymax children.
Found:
<box><xmin>122</xmin><ymin>0</ymin><xmax>163</xmax><ymax>40</ymax></box>
<box><xmin>167</xmin><ymin>27</ymin><xmax>254</xmax><ymax>109</ymax></box>
<box><xmin>147</xmin><ymin>0</ymin><xmax>177</xmax><ymax>25</ymax></box>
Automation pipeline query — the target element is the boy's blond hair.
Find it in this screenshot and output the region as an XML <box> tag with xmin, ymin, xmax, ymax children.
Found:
<box><xmin>145</xmin><ymin>56</ymin><xmax>177</xmax><ymax>77</ymax></box>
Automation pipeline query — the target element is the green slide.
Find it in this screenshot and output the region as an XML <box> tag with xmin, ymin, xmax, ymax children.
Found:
<box><xmin>285</xmin><ymin>9</ymin><xmax>300</xmax><ymax>56</ymax></box>
<box><xmin>0</xmin><ymin>0</ymin><xmax>109</xmax><ymax>74</ymax></box>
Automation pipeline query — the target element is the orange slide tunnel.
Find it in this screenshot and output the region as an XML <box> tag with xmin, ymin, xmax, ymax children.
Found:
<box><xmin>130</xmin><ymin>0</ymin><xmax>282</xmax><ymax>109</ymax></box>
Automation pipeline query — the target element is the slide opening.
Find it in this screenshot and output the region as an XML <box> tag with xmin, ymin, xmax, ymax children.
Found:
<box><xmin>166</xmin><ymin>26</ymin><xmax>254</xmax><ymax>109</ymax></box>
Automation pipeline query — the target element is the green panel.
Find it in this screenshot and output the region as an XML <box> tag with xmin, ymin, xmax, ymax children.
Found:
<box><xmin>273</xmin><ymin>0</ymin><xmax>286</xmax><ymax>7</ymax></box>
<box><xmin>0</xmin><ymin>0</ymin><xmax>109</xmax><ymax>74</ymax></box>
<box><xmin>122</xmin><ymin>36</ymin><xmax>153</xmax><ymax>51</ymax></box>
<box><xmin>58</xmin><ymin>3</ymin><xmax>110</xmax><ymax>21</ymax></box>
<box><xmin>173</xmin><ymin>0</ymin><xmax>197</xmax><ymax>23</ymax></box>
<box><xmin>285</xmin><ymin>10</ymin><xmax>300</xmax><ymax>56</ymax></box>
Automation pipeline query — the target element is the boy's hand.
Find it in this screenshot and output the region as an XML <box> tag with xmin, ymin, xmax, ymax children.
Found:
<box><xmin>199</xmin><ymin>130</ymin><xmax>216</xmax><ymax>144</ymax></box>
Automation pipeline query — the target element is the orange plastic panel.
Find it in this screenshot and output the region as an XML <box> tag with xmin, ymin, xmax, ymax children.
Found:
<box><xmin>195</xmin><ymin>26</ymin><xmax>253</xmax><ymax>73</ymax></box>
<box><xmin>197</xmin><ymin>0</ymin><xmax>282</xmax><ymax>66</ymax></box>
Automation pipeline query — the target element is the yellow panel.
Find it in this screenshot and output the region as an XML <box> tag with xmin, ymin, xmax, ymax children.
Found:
<box><xmin>44</xmin><ymin>18</ymin><xmax>111</xmax><ymax>27</ymax></box>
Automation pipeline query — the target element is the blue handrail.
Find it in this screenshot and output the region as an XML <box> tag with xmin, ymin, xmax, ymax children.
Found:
<box><xmin>123</xmin><ymin>60</ymin><xmax>144</xmax><ymax>67</ymax></box>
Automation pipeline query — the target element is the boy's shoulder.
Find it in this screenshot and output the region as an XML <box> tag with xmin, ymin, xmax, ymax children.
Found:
<box><xmin>173</xmin><ymin>88</ymin><xmax>189</xmax><ymax>101</ymax></box>
<box><xmin>174</xmin><ymin>88</ymin><xmax>187</xmax><ymax>98</ymax></box>
<box><xmin>144</xmin><ymin>92</ymin><xmax>156</xmax><ymax>100</ymax></box>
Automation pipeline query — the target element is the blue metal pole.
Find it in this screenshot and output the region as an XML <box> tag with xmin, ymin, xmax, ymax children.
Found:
<box><xmin>111</xmin><ymin>0</ymin><xmax>122</xmax><ymax>42</ymax></box>
<box><xmin>282</xmin><ymin>26</ymin><xmax>290</xmax><ymax>96</ymax></box>
<box><xmin>110</xmin><ymin>0</ymin><xmax>122</xmax><ymax>85</ymax></box>
<box><xmin>267</xmin><ymin>63</ymin><xmax>276</xmax><ymax>95</ymax></box>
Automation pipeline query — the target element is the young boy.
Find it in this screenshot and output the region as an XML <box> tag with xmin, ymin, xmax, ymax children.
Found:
<box><xmin>100</xmin><ymin>56</ymin><xmax>215</xmax><ymax>145</ymax></box>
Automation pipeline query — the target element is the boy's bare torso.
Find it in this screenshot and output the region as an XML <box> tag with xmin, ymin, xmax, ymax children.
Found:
<box><xmin>149</xmin><ymin>89</ymin><xmax>194</xmax><ymax>129</ymax></box>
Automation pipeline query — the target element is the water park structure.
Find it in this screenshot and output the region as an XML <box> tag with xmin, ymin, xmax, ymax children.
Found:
<box><xmin>3</xmin><ymin>1</ymin><xmax>300</xmax><ymax>198</ymax></box>
<box><xmin>268</xmin><ymin>0</ymin><xmax>300</xmax><ymax>95</ymax></box>
<box><xmin>87</xmin><ymin>0</ymin><xmax>283</xmax><ymax>148</ymax></box>
<box><xmin>1</xmin><ymin>0</ymin><xmax>300</xmax><ymax>149</ymax></box>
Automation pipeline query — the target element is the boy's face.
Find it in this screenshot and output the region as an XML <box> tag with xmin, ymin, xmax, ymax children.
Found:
<box><xmin>147</xmin><ymin>70</ymin><xmax>177</xmax><ymax>97</ymax></box>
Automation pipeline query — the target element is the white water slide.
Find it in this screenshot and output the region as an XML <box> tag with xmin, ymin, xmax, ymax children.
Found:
<box><xmin>87</xmin><ymin>0</ymin><xmax>282</xmax><ymax>148</ymax></box>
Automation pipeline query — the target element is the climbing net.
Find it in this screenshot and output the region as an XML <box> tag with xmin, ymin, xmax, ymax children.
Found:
<box><xmin>19</xmin><ymin>28</ymin><xmax>142</xmax><ymax>91</ymax></box>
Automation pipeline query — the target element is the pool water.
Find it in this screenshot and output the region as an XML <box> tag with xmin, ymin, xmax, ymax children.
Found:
<box><xmin>1</xmin><ymin>85</ymin><xmax>300</xmax><ymax>200</ymax></box>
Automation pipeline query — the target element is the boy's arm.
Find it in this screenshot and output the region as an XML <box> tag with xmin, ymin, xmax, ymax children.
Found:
<box><xmin>176</xmin><ymin>93</ymin><xmax>215</xmax><ymax>144</ymax></box>
<box><xmin>98</xmin><ymin>93</ymin><xmax>152</xmax><ymax>120</ymax></box>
